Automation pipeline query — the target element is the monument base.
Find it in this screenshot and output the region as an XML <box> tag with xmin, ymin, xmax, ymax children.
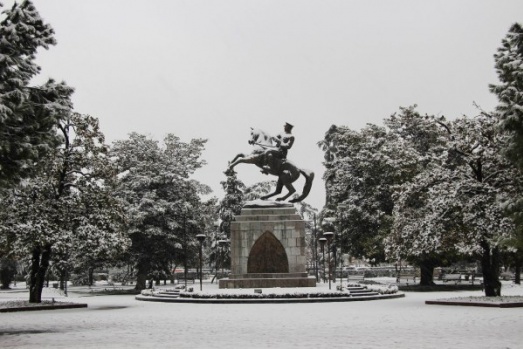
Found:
<box><xmin>219</xmin><ymin>273</ymin><xmax>316</xmax><ymax>289</ymax></box>
<box><xmin>220</xmin><ymin>203</ymin><xmax>315</xmax><ymax>289</ymax></box>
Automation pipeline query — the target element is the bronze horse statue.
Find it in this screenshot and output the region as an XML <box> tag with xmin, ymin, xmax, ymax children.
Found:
<box><xmin>228</xmin><ymin>128</ymin><xmax>314</xmax><ymax>203</ymax></box>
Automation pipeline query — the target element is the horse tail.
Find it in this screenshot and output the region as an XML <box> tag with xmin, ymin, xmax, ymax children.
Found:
<box><xmin>290</xmin><ymin>170</ymin><xmax>315</xmax><ymax>203</ymax></box>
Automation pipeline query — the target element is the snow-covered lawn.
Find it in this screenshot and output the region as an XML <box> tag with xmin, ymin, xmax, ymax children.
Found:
<box><xmin>1</xmin><ymin>280</ymin><xmax>522</xmax><ymax>348</ymax></box>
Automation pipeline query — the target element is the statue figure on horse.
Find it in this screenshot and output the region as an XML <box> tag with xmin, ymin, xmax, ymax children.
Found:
<box><xmin>228</xmin><ymin>123</ymin><xmax>314</xmax><ymax>203</ymax></box>
<box><xmin>258</xmin><ymin>122</ymin><xmax>294</xmax><ymax>175</ymax></box>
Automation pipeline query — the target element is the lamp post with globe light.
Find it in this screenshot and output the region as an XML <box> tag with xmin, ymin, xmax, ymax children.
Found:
<box><xmin>313</xmin><ymin>214</ymin><xmax>320</xmax><ymax>282</ymax></box>
<box><xmin>322</xmin><ymin>217</ymin><xmax>337</xmax><ymax>282</ymax></box>
<box><xmin>323</xmin><ymin>231</ymin><xmax>334</xmax><ymax>290</ymax></box>
<box><xmin>196</xmin><ymin>234</ymin><xmax>206</xmax><ymax>291</ymax></box>
<box><xmin>323</xmin><ymin>204</ymin><xmax>348</xmax><ymax>289</ymax></box>
<box><xmin>218</xmin><ymin>240</ymin><xmax>228</xmax><ymax>277</ymax></box>
<box><xmin>319</xmin><ymin>237</ymin><xmax>327</xmax><ymax>284</ymax></box>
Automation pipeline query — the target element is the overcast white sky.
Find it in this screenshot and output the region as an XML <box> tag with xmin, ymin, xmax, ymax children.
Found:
<box><xmin>5</xmin><ymin>0</ymin><xmax>523</xmax><ymax>209</ymax></box>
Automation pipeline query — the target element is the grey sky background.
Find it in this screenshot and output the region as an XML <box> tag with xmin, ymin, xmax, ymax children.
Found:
<box><xmin>9</xmin><ymin>0</ymin><xmax>523</xmax><ymax>209</ymax></box>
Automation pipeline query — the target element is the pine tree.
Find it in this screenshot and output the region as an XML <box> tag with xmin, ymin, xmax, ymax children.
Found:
<box><xmin>0</xmin><ymin>1</ymin><xmax>69</xmax><ymax>188</ymax></box>
<box><xmin>490</xmin><ymin>23</ymin><xmax>523</xmax><ymax>169</ymax></box>
<box><xmin>218</xmin><ymin>168</ymin><xmax>245</xmax><ymax>238</ymax></box>
<box><xmin>490</xmin><ymin>23</ymin><xmax>523</xmax><ymax>282</ymax></box>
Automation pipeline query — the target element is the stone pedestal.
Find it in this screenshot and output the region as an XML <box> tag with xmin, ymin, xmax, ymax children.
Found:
<box><xmin>219</xmin><ymin>204</ymin><xmax>316</xmax><ymax>289</ymax></box>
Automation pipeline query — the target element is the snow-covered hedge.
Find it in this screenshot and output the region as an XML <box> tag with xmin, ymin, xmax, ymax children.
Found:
<box><xmin>140</xmin><ymin>289</ymin><xmax>154</xmax><ymax>296</ymax></box>
<box><xmin>140</xmin><ymin>284</ymin><xmax>399</xmax><ymax>298</ymax></box>
<box><xmin>364</xmin><ymin>284</ymin><xmax>399</xmax><ymax>294</ymax></box>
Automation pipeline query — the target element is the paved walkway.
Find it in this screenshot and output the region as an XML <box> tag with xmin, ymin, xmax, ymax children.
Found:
<box><xmin>1</xmin><ymin>281</ymin><xmax>522</xmax><ymax>348</ymax></box>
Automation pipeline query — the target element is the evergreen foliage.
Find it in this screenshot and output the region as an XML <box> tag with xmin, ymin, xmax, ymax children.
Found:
<box><xmin>490</xmin><ymin>23</ymin><xmax>523</xmax><ymax>170</ymax></box>
<box><xmin>319</xmin><ymin>103</ymin><xmax>521</xmax><ymax>294</ymax></box>
<box><xmin>111</xmin><ymin>133</ymin><xmax>210</xmax><ymax>290</ymax></box>
<box><xmin>490</xmin><ymin>23</ymin><xmax>523</xmax><ymax>280</ymax></box>
<box><xmin>0</xmin><ymin>1</ymin><xmax>69</xmax><ymax>188</ymax></box>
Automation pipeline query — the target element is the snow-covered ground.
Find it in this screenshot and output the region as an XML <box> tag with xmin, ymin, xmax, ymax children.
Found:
<box><xmin>1</xmin><ymin>280</ymin><xmax>522</xmax><ymax>349</ymax></box>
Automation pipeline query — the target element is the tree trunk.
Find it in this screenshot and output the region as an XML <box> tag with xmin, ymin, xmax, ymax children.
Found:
<box><xmin>135</xmin><ymin>273</ymin><xmax>146</xmax><ymax>291</ymax></box>
<box><xmin>29</xmin><ymin>245</ymin><xmax>52</xmax><ymax>303</ymax></box>
<box><xmin>88</xmin><ymin>267</ymin><xmax>94</xmax><ymax>286</ymax></box>
<box><xmin>515</xmin><ymin>254</ymin><xmax>522</xmax><ymax>285</ymax></box>
<box><xmin>134</xmin><ymin>263</ymin><xmax>147</xmax><ymax>291</ymax></box>
<box><xmin>0</xmin><ymin>258</ymin><xmax>16</xmax><ymax>289</ymax></box>
<box><xmin>59</xmin><ymin>272</ymin><xmax>65</xmax><ymax>290</ymax></box>
<box><xmin>0</xmin><ymin>268</ymin><xmax>10</xmax><ymax>289</ymax></box>
<box><xmin>480</xmin><ymin>240</ymin><xmax>501</xmax><ymax>296</ymax></box>
<box><xmin>419</xmin><ymin>259</ymin><xmax>436</xmax><ymax>286</ymax></box>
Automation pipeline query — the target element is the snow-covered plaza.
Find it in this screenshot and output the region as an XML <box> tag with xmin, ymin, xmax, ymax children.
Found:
<box><xmin>1</xmin><ymin>280</ymin><xmax>522</xmax><ymax>349</ymax></box>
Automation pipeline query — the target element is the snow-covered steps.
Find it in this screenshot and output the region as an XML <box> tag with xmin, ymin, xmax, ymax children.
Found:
<box><xmin>136</xmin><ymin>285</ymin><xmax>403</xmax><ymax>304</ymax></box>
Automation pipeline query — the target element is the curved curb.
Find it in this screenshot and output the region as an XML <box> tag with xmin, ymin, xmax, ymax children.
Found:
<box><xmin>0</xmin><ymin>303</ymin><xmax>88</xmax><ymax>313</ymax></box>
<box><xmin>400</xmin><ymin>284</ymin><xmax>483</xmax><ymax>292</ymax></box>
<box><xmin>135</xmin><ymin>293</ymin><xmax>404</xmax><ymax>304</ymax></box>
<box><xmin>425</xmin><ymin>300</ymin><xmax>523</xmax><ymax>308</ymax></box>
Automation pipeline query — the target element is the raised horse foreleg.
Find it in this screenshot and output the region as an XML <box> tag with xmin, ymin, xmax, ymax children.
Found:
<box><xmin>229</xmin><ymin>152</ymin><xmax>265</xmax><ymax>171</ymax></box>
<box><xmin>230</xmin><ymin>153</ymin><xmax>246</xmax><ymax>165</ymax></box>
<box><xmin>229</xmin><ymin>154</ymin><xmax>255</xmax><ymax>170</ymax></box>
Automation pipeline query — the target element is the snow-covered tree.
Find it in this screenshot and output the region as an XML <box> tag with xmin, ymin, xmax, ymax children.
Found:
<box><xmin>383</xmin><ymin>108</ymin><xmax>454</xmax><ymax>284</ymax></box>
<box><xmin>242</xmin><ymin>180</ymin><xmax>275</xmax><ymax>202</ymax></box>
<box><xmin>319</xmin><ymin>107</ymin><xmax>434</xmax><ymax>268</ymax></box>
<box><xmin>217</xmin><ymin>168</ymin><xmax>245</xmax><ymax>239</ymax></box>
<box><xmin>319</xmin><ymin>124</ymin><xmax>390</xmax><ymax>264</ymax></box>
<box><xmin>295</xmin><ymin>201</ymin><xmax>319</xmax><ymax>279</ymax></box>
<box><xmin>388</xmin><ymin>112</ymin><xmax>520</xmax><ymax>296</ymax></box>
<box><xmin>490</xmin><ymin>23</ymin><xmax>523</xmax><ymax>170</ymax></box>
<box><xmin>490</xmin><ymin>23</ymin><xmax>523</xmax><ymax>282</ymax></box>
<box><xmin>111</xmin><ymin>133</ymin><xmax>210</xmax><ymax>290</ymax></box>
<box><xmin>0</xmin><ymin>113</ymin><xmax>129</xmax><ymax>302</ymax></box>
<box><xmin>0</xmin><ymin>1</ymin><xmax>70</xmax><ymax>188</ymax></box>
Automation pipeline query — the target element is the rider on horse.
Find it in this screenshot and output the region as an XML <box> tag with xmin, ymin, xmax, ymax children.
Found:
<box><xmin>229</xmin><ymin>123</ymin><xmax>313</xmax><ymax>202</ymax></box>
<box><xmin>258</xmin><ymin>122</ymin><xmax>295</xmax><ymax>174</ymax></box>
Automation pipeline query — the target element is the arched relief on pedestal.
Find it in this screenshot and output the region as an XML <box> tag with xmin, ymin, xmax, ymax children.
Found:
<box><xmin>247</xmin><ymin>231</ymin><xmax>289</xmax><ymax>273</ymax></box>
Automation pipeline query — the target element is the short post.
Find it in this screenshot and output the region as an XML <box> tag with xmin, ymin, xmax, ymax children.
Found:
<box><xmin>196</xmin><ymin>234</ymin><xmax>206</xmax><ymax>291</ymax></box>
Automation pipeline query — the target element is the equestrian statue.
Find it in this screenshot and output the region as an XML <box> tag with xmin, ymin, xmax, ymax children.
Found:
<box><xmin>228</xmin><ymin>122</ymin><xmax>314</xmax><ymax>203</ymax></box>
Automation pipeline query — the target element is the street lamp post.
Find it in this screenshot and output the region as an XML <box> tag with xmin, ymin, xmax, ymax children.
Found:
<box><xmin>339</xmin><ymin>238</ymin><xmax>343</xmax><ymax>289</ymax></box>
<box><xmin>323</xmin><ymin>231</ymin><xmax>334</xmax><ymax>290</ymax></box>
<box><xmin>337</xmin><ymin>203</ymin><xmax>348</xmax><ymax>290</ymax></box>
<box><xmin>218</xmin><ymin>240</ymin><xmax>228</xmax><ymax>277</ymax></box>
<box><xmin>319</xmin><ymin>237</ymin><xmax>327</xmax><ymax>284</ymax></box>
<box><xmin>313</xmin><ymin>214</ymin><xmax>319</xmax><ymax>282</ymax></box>
<box><xmin>196</xmin><ymin>234</ymin><xmax>206</xmax><ymax>291</ymax></box>
<box><xmin>64</xmin><ymin>270</ymin><xmax>68</xmax><ymax>297</ymax></box>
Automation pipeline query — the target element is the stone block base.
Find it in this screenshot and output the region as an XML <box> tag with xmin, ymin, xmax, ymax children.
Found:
<box><xmin>219</xmin><ymin>273</ymin><xmax>316</xmax><ymax>289</ymax></box>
